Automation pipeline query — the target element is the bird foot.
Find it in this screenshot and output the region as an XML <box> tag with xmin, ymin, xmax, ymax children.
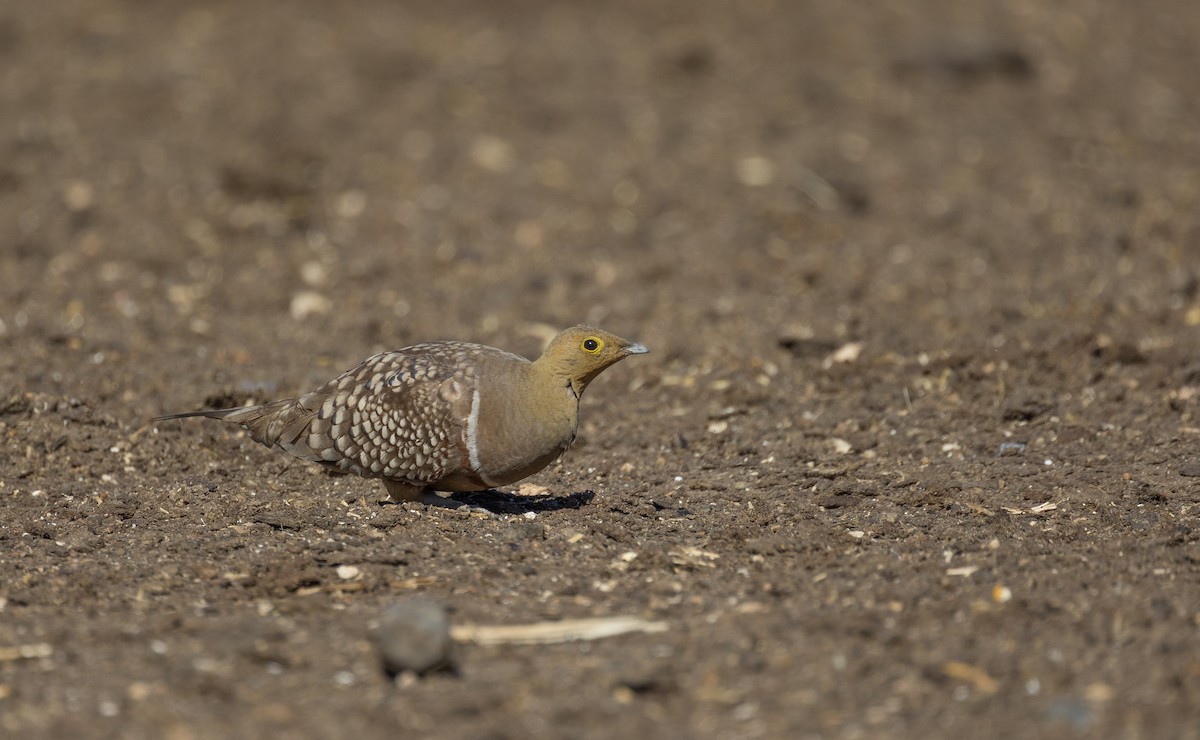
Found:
<box><xmin>381</xmin><ymin>480</ymin><xmax>495</xmax><ymax>516</ymax></box>
<box><xmin>420</xmin><ymin>491</ymin><xmax>496</xmax><ymax>517</ymax></box>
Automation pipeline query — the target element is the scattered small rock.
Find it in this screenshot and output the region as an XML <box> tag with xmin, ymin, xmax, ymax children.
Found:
<box><xmin>290</xmin><ymin>290</ymin><xmax>331</xmax><ymax>321</ymax></box>
<box><xmin>777</xmin><ymin>336</ymin><xmax>840</xmax><ymax>358</ymax></box>
<box><xmin>375</xmin><ymin>597</ymin><xmax>454</xmax><ymax>677</ymax></box>
<box><xmin>1178</xmin><ymin>462</ymin><xmax>1200</xmax><ymax>477</ymax></box>
<box><xmin>830</xmin><ymin>437</ymin><xmax>853</xmax><ymax>454</ymax></box>
<box><xmin>64</xmin><ymin>180</ymin><xmax>95</xmax><ymax>211</ymax></box>
<box><xmin>1044</xmin><ymin>697</ymin><xmax>1095</xmax><ymax>731</ymax></box>
<box><xmin>824</xmin><ymin>342</ymin><xmax>864</xmax><ymax>366</ymax></box>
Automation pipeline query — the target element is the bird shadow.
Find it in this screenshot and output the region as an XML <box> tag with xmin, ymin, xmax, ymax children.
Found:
<box><xmin>444</xmin><ymin>489</ymin><xmax>596</xmax><ymax>515</ymax></box>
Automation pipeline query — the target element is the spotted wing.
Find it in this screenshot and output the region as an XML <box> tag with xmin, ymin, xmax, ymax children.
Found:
<box><xmin>290</xmin><ymin>344</ymin><xmax>480</xmax><ymax>485</ymax></box>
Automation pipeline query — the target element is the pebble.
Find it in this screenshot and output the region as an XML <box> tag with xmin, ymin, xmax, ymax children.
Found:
<box><xmin>1178</xmin><ymin>462</ymin><xmax>1200</xmax><ymax>477</ymax></box>
<box><xmin>375</xmin><ymin>597</ymin><xmax>454</xmax><ymax>676</ymax></box>
<box><xmin>64</xmin><ymin>180</ymin><xmax>95</xmax><ymax>211</ymax></box>
<box><xmin>289</xmin><ymin>290</ymin><xmax>331</xmax><ymax>320</ymax></box>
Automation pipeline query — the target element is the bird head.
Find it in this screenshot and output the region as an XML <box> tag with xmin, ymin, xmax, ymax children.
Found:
<box><xmin>538</xmin><ymin>325</ymin><xmax>648</xmax><ymax>395</ymax></box>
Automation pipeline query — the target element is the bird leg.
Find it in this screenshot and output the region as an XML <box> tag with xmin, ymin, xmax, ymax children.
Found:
<box><xmin>382</xmin><ymin>479</ymin><xmax>491</xmax><ymax>513</ymax></box>
<box><xmin>382</xmin><ymin>479</ymin><xmax>423</xmax><ymax>502</ymax></box>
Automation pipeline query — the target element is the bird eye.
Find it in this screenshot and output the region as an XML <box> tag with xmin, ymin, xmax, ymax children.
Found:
<box><xmin>581</xmin><ymin>337</ymin><xmax>603</xmax><ymax>353</ymax></box>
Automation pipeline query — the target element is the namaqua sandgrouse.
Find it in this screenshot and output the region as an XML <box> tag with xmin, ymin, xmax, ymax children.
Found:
<box><xmin>155</xmin><ymin>326</ymin><xmax>648</xmax><ymax>504</ymax></box>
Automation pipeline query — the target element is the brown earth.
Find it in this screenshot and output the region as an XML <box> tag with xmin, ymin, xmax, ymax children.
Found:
<box><xmin>2</xmin><ymin>1</ymin><xmax>1200</xmax><ymax>738</ymax></box>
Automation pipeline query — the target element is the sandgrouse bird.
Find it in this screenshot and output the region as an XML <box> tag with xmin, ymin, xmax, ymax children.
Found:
<box><xmin>155</xmin><ymin>326</ymin><xmax>648</xmax><ymax>505</ymax></box>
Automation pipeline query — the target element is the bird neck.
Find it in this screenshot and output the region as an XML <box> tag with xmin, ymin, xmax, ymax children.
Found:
<box><xmin>530</xmin><ymin>356</ymin><xmax>592</xmax><ymax>399</ymax></box>
<box><xmin>507</xmin><ymin>358</ymin><xmax>580</xmax><ymax>453</ymax></box>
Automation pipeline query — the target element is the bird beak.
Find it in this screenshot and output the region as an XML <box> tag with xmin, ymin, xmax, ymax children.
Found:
<box><xmin>623</xmin><ymin>342</ymin><xmax>649</xmax><ymax>355</ymax></box>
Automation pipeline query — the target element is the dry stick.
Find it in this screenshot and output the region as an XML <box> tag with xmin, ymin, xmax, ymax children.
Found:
<box><xmin>450</xmin><ymin>616</ymin><xmax>668</xmax><ymax>645</ymax></box>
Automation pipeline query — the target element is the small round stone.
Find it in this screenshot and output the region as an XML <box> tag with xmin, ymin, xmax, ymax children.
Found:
<box><xmin>375</xmin><ymin>597</ymin><xmax>453</xmax><ymax>676</ymax></box>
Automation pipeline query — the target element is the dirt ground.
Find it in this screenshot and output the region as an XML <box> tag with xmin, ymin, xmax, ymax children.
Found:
<box><xmin>3</xmin><ymin>1</ymin><xmax>1199</xmax><ymax>738</ymax></box>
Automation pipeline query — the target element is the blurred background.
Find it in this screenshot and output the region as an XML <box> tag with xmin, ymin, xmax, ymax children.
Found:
<box><xmin>3</xmin><ymin>0</ymin><xmax>1197</xmax><ymax>406</ymax></box>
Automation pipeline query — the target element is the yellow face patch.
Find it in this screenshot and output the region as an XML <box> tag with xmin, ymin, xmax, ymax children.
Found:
<box><xmin>580</xmin><ymin>337</ymin><xmax>604</xmax><ymax>354</ymax></box>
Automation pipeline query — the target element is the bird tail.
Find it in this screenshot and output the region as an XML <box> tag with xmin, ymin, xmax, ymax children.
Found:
<box><xmin>153</xmin><ymin>407</ymin><xmax>253</xmax><ymax>422</ymax></box>
<box><xmin>154</xmin><ymin>398</ymin><xmax>321</xmax><ymax>460</ymax></box>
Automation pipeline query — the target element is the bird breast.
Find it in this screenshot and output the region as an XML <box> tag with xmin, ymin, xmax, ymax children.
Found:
<box><xmin>467</xmin><ymin>376</ymin><xmax>579</xmax><ymax>486</ymax></box>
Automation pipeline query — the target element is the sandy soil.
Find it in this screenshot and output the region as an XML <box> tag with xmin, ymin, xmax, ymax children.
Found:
<box><xmin>2</xmin><ymin>1</ymin><xmax>1199</xmax><ymax>738</ymax></box>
